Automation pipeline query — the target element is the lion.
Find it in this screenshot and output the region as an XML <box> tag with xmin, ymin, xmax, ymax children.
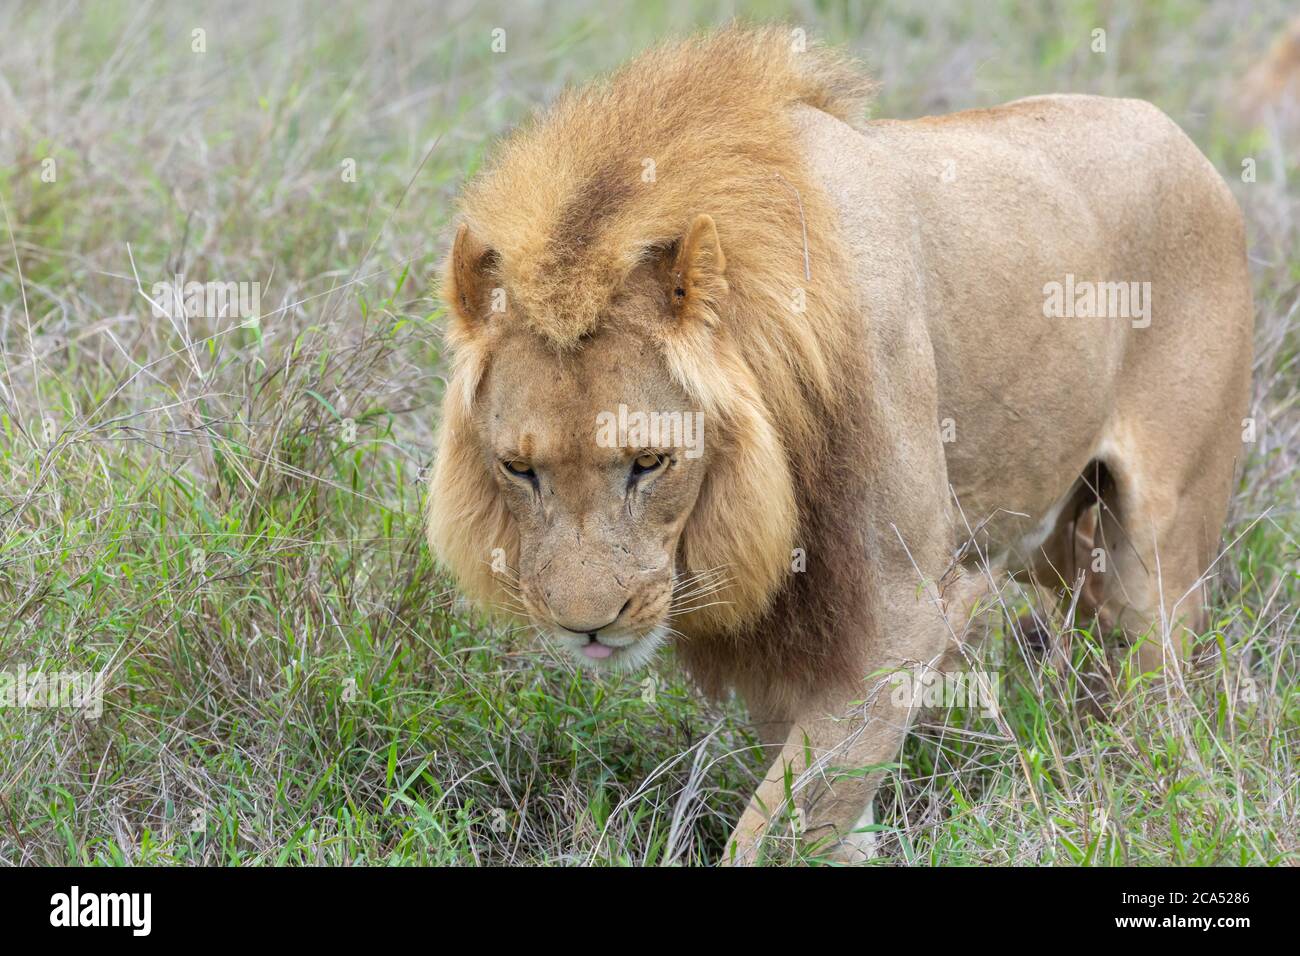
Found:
<box><xmin>427</xmin><ymin>25</ymin><xmax>1254</xmax><ymax>863</ymax></box>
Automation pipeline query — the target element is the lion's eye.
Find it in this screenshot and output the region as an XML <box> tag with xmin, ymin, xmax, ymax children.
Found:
<box><xmin>501</xmin><ymin>459</ymin><xmax>536</xmax><ymax>481</ymax></box>
<box><xmin>631</xmin><ymin>452</ymin><xmax>664</xmax><ymax>479</ymax></box>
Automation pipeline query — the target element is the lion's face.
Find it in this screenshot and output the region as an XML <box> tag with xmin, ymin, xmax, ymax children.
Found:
<box><xmin>479</xmin><ymin>323</ymin><xmax>709</xmax><ymax>670</ymax></box>
<box><xmin>430</xmin><ymin>214</ymin><xmax>803</xmax><ymax>672</ymax></box>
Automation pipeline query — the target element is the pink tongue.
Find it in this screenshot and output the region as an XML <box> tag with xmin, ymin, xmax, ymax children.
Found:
<box><xmin>582</xmin><ymin>642</ymin><xmax>613</xmax><ymax>660</ymax></box>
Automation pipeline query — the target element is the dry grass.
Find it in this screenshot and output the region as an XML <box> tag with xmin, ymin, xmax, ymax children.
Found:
<box><xmin>0</xmin><ymin>0</ymin><xmax>1295</xmax><ymax>865</ymax></box>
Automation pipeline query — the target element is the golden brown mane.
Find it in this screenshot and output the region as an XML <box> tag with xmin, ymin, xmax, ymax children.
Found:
<box><xmin>429</xmin><ymin>25</ymin><xmax>878</xmax><ymax>698</ymax></box>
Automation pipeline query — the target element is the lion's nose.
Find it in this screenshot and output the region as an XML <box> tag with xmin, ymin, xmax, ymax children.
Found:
<box><xmin>552</xmin><ymin>598</ymin><xmax>631</xmax><ymax>636</ymax></box>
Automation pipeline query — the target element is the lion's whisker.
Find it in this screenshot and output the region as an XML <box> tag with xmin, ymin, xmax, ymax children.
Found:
<box><xmin>670</xmin><ymin>581</ymin><xmax>733</xmax><ymax>607</ymax></box>
<box><xmin>669</xmin><ymin>598</ymin><xmax>734</xmax><ymax>617</ymax></box>
<box><xmin>671</xmin><ymin>570</ymin><xmax>732</xmax><ymax>597</ymax></box>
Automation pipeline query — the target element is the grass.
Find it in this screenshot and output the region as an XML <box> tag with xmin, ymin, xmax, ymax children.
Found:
<box><xmin>0</xmin><ymin>0</ymin><xmax>1296</xmax><ymax>866</ymax></box>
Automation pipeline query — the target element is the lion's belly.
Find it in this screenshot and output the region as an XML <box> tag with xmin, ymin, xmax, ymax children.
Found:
<box><xmin>930</xmin><ymin>320</ymin><xmax>1120</xmax><ymax>567</ymax></box>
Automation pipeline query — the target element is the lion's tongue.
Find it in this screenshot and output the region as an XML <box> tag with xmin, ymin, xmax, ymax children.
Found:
<box><xmin>582</xmin><ymin>642</ymin><xmax>613</xmax><ymax>660</ymax></box>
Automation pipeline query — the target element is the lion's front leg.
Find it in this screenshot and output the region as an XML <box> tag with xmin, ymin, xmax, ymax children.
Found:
<box><xmin>723</xmin><ymin>683</ymin><xmax>912</xmax><ymax>865</ymax></box>
<box><xmin>724</xmin><ymin>570</ymin><xmax>987</xmax><ymax>866</ymax></box>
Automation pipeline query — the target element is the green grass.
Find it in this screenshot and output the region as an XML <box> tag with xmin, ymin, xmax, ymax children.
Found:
<box><xmin>0</xmin><ymin>0</ymin><xmax>1296</xmax><ymax>865</ymax></box>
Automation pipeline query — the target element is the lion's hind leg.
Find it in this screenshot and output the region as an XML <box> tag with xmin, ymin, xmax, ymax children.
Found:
<box><xmin>1020</xmin><ymin>450</ymin><xmax>1227</xmax><ymax>681</ymax></box>
<box><xmin>1082</xmin><ymin>441</ymin><xmax>1236</xmax><ymax>677</ymax></box>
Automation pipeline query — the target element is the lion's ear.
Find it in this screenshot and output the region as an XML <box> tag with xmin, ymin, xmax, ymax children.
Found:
<box><xmin>446</xmin><ymin>222</ymin><xmax>500</xmax><ymax>329</ymax></box>
<box><xmin>664</xmin><ymin>214</ymin><xmax>728</xmax><ymax>326</ymax></box>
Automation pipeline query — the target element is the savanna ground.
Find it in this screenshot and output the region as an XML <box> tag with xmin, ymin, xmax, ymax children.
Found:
<box><xmin>0</xmin><ymin>0</ymin><xmax>1295</xmax><ymax>866</ymax></box>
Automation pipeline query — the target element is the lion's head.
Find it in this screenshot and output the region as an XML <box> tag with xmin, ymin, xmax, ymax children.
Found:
<box><xmin>429</xmin><ymin>213</ymin><xmax>799</xmax><ymax>670</ymax></box>
<box><xmin>427</xmin><ymin>26</ymin><xmax>873</xmax><ymax>676</ymax></box>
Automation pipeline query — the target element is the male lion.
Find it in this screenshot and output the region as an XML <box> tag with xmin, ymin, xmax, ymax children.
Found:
<box><xmin>427</xmin><ymin>26</ymin><xmax>1253</xmax><ymax>863</ymax></box>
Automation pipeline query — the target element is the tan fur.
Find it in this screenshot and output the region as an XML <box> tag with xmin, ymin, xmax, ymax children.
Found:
<box><xmin>428</xmin><ymin>26</ymin><xmax>1254</xmax><ymax>864</ymax></box>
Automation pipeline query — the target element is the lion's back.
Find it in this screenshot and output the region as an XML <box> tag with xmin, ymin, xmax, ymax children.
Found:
<box><xmin>795</xmin><ymin>93</ymin><xmax>1253</xmax><ymax>551</ymax></box>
